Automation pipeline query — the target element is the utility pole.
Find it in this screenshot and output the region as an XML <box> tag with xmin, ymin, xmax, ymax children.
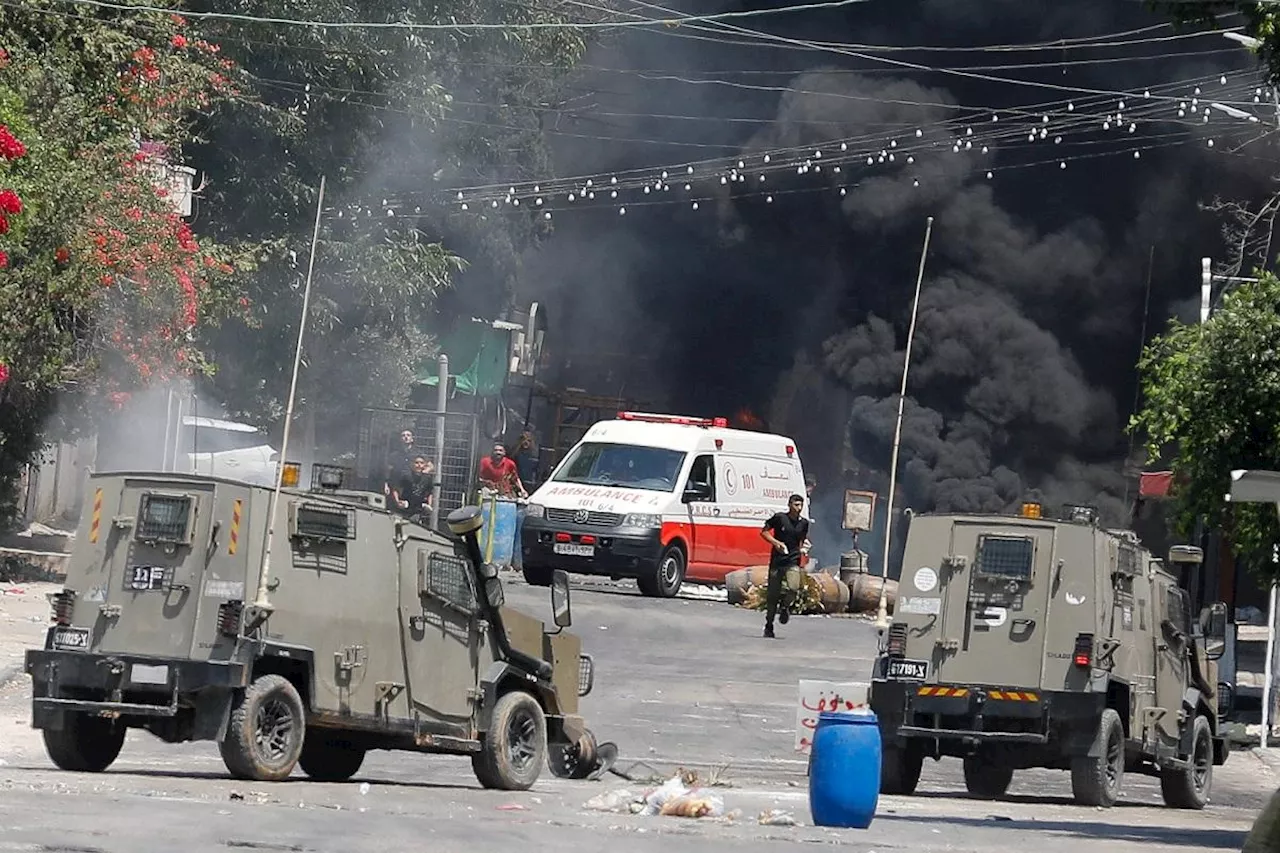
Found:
<box><xmin>875</xmin><ymin>216</ymin><xmax>934</xmax><ymax>632</ymax></box>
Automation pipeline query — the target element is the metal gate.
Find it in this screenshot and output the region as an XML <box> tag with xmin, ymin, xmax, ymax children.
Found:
<box><xmin>356</xmin><ymin>407</ymin><xmax>480</xmax><ymax>518</ymax></box>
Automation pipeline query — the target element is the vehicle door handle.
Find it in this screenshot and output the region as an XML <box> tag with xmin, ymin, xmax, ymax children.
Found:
<box><xmin>1013</xmin><ymin>618</ymin><xmax>1036</xmax><ymax>629</ymax></box>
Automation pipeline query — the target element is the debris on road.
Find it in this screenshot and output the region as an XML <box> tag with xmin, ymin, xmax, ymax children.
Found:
<box><xmin>758</xmin><ymin>808</ymin><xmax>797</xmax><ymax>826</ymax></box>
<box><xmin>583</xmin><ymin>773</ymin><xmax>727</xmax><ymax>819</ymax></box>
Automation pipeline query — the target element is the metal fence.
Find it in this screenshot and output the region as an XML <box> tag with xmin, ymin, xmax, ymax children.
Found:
<box><xmin>356</xmin><ymin>407</ymin><xmax>480</xmax><ymax>518</ymax></box>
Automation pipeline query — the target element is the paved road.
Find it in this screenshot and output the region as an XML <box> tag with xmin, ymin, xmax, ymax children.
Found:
<box><xmin>0</xmin><ymin>575</ymin><xmax>1273</xmax><ymax>851</ymax></box>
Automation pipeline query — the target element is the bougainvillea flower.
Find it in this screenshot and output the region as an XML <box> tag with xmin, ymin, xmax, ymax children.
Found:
<box><xmin>0</xmin><ymin>126</ymin><xmax>26</xmax><ymax>159</ymax></box>
<box><xmin>0</xmin><ymin>188</ymin><xmax>22</xmax><ymax>214</ymax></box>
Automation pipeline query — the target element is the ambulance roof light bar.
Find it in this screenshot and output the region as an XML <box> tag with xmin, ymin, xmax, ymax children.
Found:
<box><xmin>617</xmin><ymin>411</ymin><xmax>729</xmax><ymax>428</ymax></box>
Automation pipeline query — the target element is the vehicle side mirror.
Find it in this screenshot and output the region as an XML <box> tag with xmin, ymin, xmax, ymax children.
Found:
<box><xmin>551</xmin><ymin>569</ymin><xmax>572</xmax><ymax>628</ymax></box>
<box><xmin>682</xmin><ymin>482</ymin><xmax>712</xmax><ymax>503</ymax></box>
<box><xmin>1201</xmin><ymin>601</ymin><xmax>1228</xmax><ymax>660</ymax></box>
<box><xmin>485</xmin><ymin>576</ymin><xmax>505</xmax><ymax>609</ymax></box>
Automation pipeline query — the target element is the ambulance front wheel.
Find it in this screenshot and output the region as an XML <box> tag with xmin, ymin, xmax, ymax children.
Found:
<box><xmin>638</xmin><ymin>544</ymin><xmax>685</xmax><ymax>598</ymax></box>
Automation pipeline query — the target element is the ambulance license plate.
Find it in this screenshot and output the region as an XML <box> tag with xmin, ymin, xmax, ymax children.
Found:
<box><xmin>886</xmin><ymin>658</ymin><xmax>928</xmax><ymax>680</ymax></box>
<box><xmin>52</xmin><ymin>627</ymin><xmax>89</xmax><ymax>650</ymax></box>
<box><xmin>553</xmin><ymin>543</ymin><xmax>595</xmax><ymax>557</ymax></box>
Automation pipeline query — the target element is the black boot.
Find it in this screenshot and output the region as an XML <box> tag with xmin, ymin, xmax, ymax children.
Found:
<box><xmin>764</xmin><ymin>623</ymin><xmax>776</xmax><ymax>638</ymax></box>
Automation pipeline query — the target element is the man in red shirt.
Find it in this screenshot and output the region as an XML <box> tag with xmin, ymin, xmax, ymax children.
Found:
<box><xmin>478</xmin><ymin>442</ymin><xmax>527</xmax><ymax>498</ymax></box>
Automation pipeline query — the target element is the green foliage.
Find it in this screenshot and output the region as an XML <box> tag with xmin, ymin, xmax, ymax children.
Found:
<box><xmin>0</xmin><ymin>2</ymin><xmax>248</xmax><ymax>527</ymax></box>
<box><xmin>1151</xmin><ymin>2</ymin><xmax>1280</xmax><ymax>84</ymax></box>
<box><xmin>186</xmin><ymin>0</ymin><xmax>613</xmax><ymax>441</ymax></box>
<box><xmin>1130</xmin><ymin>270</ymin><xmax>1280</xmax><ymax>581</ymax></box>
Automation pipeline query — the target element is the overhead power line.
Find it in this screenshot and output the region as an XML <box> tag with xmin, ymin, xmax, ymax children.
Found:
<box><xmin>47</xmin><ymin>0</ymin><xmax>876</xmax><ymax>30</ymax></box>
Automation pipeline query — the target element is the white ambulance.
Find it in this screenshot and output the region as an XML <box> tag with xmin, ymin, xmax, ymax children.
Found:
<box><xmin>519</xmin><ymin>411</ymin><xmax>809</xmax><ymax>597</ymax></box>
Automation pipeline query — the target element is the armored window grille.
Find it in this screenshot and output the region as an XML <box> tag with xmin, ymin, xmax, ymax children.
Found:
<box><xmin>419</xmin><ymin>550</ymin><xmax>477</xmax><ymax>613</ymax></box>
<box><xmin>1116</xmin><ymin>545</ymin><xmax>1138</xmax><ymax>576</ymax></box>
<box><xmin>292</xmin><ymin>503</ymin><xmax>356</xmax><ymax>540</ymax></box>
<box><xmin>137</xmin><ymin>493</ymin><xmax>194</xmax><ymax>544</ymax></box>
<box><xmin>975</xmin><ymin>535</ymin><xmax>1034</xmax><ymax>580</ymax></box>
<box><xmin>1167</xmin><ymin>587</ymin><xmax>1190</xmax><ymax>633</ymax></box>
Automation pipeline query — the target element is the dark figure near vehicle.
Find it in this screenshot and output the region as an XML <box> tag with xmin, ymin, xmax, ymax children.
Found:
<box><xmin>759</xmin><ymin>494</ymin><xmax>810</xmax><ymax>639</ymax></box>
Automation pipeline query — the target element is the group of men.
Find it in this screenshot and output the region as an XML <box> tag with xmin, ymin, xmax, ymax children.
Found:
<box><xmin>382</xmin><ymin>428</ymin><xmax>532</xmax><ymax>520</ymax></box>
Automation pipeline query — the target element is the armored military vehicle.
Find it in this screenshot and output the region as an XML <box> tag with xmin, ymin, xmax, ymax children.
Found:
<box><xmin>868</xmin><ymin>501</ymin><xmax>1229</xmax><ymax>809</ymax></box>
<box><xmin>24</xmin><ymin>463</ymin><xmax>604</xmax><ymax>790</ymax></box>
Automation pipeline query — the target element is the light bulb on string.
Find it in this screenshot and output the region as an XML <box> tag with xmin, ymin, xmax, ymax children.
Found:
<box><xmin>1042</xmin><ymin>115</ymin><xmax>1049</xmax><ymax>123</ymax></box>
<box><xmin>965</xmin><ymin>127</ymin><xmax>973</xmax><ymax>136</ymax></box>
<box><xmin>512</xmin><ymin>199</ymin><xmax>520</xmax><ymax>207</ymax></box>
<box><xmin>916</xmin><ymin>129</ymin><xmax>923</xmax><ymax>138</ymax></box>
<box><xmin>569</xmin><ymin>193</ymin><xmax>576</xmax><ymax>202</ymax></box>
<box><xmin>491</xmin><ymin>200</ymin><xmax>498</xmax><ymax>208</ymax></box>
<box><xmin>643</xmin><ymin>187</ymin><xmax>651</xmax><ymax>194</ymax></box>
<box><xmin>1067</xmin><ymin>102</ymin><xmax>1074</xmax><ymax>111</ymax></box>
<box><xmin>610</xmin><ymin>190</ymin><xmax>618</xmax><ymax>199</ymax></box>
<box><xmin>611</xmin><ymin>176</ymin><xmax>618</xmax><ymax>185</ymax></box>
<box><xmin>692</xmin><ymin>202</ymin><xmax>699</xmax><ymax>210</ymax></box>
<box><xmin>1221</xmin><ymin>75</ymin><xmax>1228</xmax><ymax>85</ymax></box>
<box><xmin>890</xmin><ymin>140</ymin><xmax>897</xmax><ymax>148</ymax></box>
<box><xmin>720</xmin><ymin>176</ymin><xmax>728</xmax><ymax>185</ymax></box>
<box><xmin>1119</xmin><ymin>100</ymin><xmax>1126</xmax><ymax>110</ymax></box>
<box><xmin>414</xmin><ymin>206</ymin><xmax>421</xmax><ymax>214</ymax></box>
<box><xmin>534</xmin><ymin>185</ymin><xmax>540</xmax><ymax>193</ymax></box>
<box><xmin>738</xmin><ymin>160</ymin><xmax>745</xmax><ymax>169</ymax></box>
<box><xmin>1179</xmin><ymin>108</ymin><xmax>1186</xmax><ymax>117</ymax></box>
<box><xmin>1060</xmin><ymin>161</ymin><xmax>1066</xmax><ymax>170</ymax></box>
<box><xmin>687</xmin><ymin>166</ymin><xmax>694</xmax><ymax>174</ymax></box>
<box><xmin>1054</xmin><ymin>136</ymin><xmax>1062</xmax><ymax>144</ymax></box>
<box><xmin>663</xmin><ymin>184</ymin><xmax>670</xmax><ymax>192</ymax></box>
<box><xmin>906</xmin><ymin>156</ymin><xmax>914</xmax><ymax>164</ymax></box>
<box><xmin>982</xmin><ymin>146</ymin><xmax>989</xmax><ymax>154</ymax></box>
<box><xmin>1143</xmin><ymin>89</ymin><xmax>1150</xmax><ymax>98</ymax></box>
<box><xmin>912</xmin><ymin>178</ymin><xmax>919</xmax><ymax>187</ymax></box>
<box><xmin>1208</xmin><ymin>139</ymin><xmax>1215</xmax><ymax>147</ymax></box>
<box><xmin>684</xmin><ymin>183</ymin><xmax>691</xmax><ymax>191</ymax></box>
<box><xmin>1027</xmin><ymin>133</ymin><xmax>1036</xmax><ymax>142</ymax></box>
<box><xmin>764</xmin><ymin>154</ymin><xmax>771</xmax><ymax>163</ymax></box>
<box><xmin>461</xmin><ymin>203</ymin><xmax>469</xmax><ymax>211</ymax></box>
<box><xmin>619</xmin><ymin>207</ymin><xmax>626</xmax><ymax>215</ymax></box>
<box><xmin>1134</xmin><ymin>151</ymin><xmax>1141</xmax><ymax>159</ymax></box>
<box><xmin>1129</xmin><ymin>123</ymin><xmax>1136</xmax><ymax>133</ymax></box>
<box><xmin>588</xmin><ymin>191</ymin><xmax>595</xmax><ymax>199</ymax></box>
<box><xmin>839</xmin><ymin>187</ymin><xmax>847</xmax><ymax>196</ymax></box>
<box><xmin>759</xmin><ymin>174</ymin><xmax>766</xmax><ymax>182</ymax></box>
<box><xmin>867</xmin><ymin>156</ymin><xmax>874</xmax><ymax>165</ymax></box>
<box><xmin>1038</xmin><ymin>128</ymin><xmax>1047</xmax><ymax>140</ymax></box>
<box><xmin>964</xmin><ymin>141</ymin><xmax>972</xmax><ymax>150</ymax></box>
<box><xmin>1195</xmin><ymin>87</ymin><xmax>1201</xmax><ymax>95</ymax></box>
<box><xmin>815</xmin><ymin>149</ymin><xmax>823</xmax><ymax>157</ymax></box>
<box><xmin>1103</xmin><ymin>121</ymin><xmax>1111</xmax><ymax>130</ymax></box>
<box><xmin>986</xmin><ymin>171</ymin><xmax>993</xmax><ymax>179</ymax></box>
<box><xmin>544</xmin><ymin>211</ymin><xmax>552</xmax><ymax>220</ymax></box>
<box><xmin>766</xmin><ymin>195</ymin><xmax>774</xmax><ymax>203</ymax></box>
<box><xmin>661</xmin><ymin>171</ymin><xmax>668</xmax><ymax>180</ymax></box>
<box><xmin>456</xmin><ymin>191</ymin><xmax>464</xmax><ymax>201</ymax></box>
<box><xmin>585</xmin><ymin>179</ymin><xmax>593</xmax><ymax>187</ymax></box>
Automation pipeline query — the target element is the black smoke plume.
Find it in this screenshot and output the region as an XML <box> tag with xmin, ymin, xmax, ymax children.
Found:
<box><xmin>520</xmin><ymin>0</ymin><xmax>1273</xmax><ymax>573</ymax></box>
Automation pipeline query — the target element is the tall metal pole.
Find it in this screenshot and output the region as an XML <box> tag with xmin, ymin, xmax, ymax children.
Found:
<box><xmin>253</xmin><ymin>175</ymin><xmax>326</xmax><ymax>613</ymax></box>
<box><xmin>430</xmin><ymin>353</ymin><xmax>448</xmax><ymax>530</ymax></box>
<box><xmin>875</xmin><ymin>216</ymin><xmax>934</xmax><ymax>631</ymax></box>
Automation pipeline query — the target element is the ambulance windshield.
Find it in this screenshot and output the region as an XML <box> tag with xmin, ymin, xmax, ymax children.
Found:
<box><xmin>552</xmin><ymin>442</ymin><xmax>687</xmax><ymax>492</ymax></box>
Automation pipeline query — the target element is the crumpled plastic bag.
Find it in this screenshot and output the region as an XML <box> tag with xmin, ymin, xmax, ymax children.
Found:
<box><xmin>584</xmin><ymin>789</ymin><xmax>635</xmax><ymax>812</ymax></box>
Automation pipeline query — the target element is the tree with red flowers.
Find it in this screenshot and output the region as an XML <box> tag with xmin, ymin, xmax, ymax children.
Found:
<box><xmin>0</xmin><ymin>6</ymin><xmax>251</xmax><ymax>526</ymax></box>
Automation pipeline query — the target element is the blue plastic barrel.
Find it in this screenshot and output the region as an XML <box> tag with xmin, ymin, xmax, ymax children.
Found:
<box><xmin>808</xmin><ymin>710</ymin><xmax>881</xmax><ymax>829</ymax></box>
<box><xmin>479</xmin><ymin>497</ymin><xmax>519</xmax><ymax>567</ymax></box>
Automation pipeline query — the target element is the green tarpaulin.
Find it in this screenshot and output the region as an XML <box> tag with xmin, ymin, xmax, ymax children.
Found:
<box><xmin>417</xmin><ymin>321</ymin><xmax>508</xmax><ymax>397</ymax></box>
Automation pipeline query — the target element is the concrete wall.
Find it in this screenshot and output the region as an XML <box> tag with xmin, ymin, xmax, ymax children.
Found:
<box><xmin>20</xmin><ymin>435</ymin><xmax>97</xmax><ymax>528</ymax></box>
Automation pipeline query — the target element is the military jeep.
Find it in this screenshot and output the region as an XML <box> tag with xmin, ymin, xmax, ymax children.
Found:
<box><xmin>24</xmin><ymin>464</ymin><xmax>604</xmax><ymax>789</ymax></box>
<box><xmin>868</xmin><ymin>502</ymin><xmax>1229</xmax><ymax>809</ymax></box>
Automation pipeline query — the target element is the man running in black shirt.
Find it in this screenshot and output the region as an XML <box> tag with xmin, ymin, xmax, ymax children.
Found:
<box><xmin>759</xmin><ymin>493</ymin><xmax>810</xmax><ymax>638</ymax></box>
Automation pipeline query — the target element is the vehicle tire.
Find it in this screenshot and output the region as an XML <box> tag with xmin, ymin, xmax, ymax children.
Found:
<box><xmin>522</xmin><ymin>565</ymin><xmax>553</xmax><ymax>587</ymax></box>
<box><xmin>219</xmin><ymin>674</ymin><xmax>307</xmax><ymax>782</ymax></box>
<box><xmin>1070</xmin><ymin>708</ymin><xmax>1125</xmax><ymax>807</ymax></box>
<box><xmin>963</xmin><ymin>756</ymin><xmax>1013</xmax><ymax>799</ymax></box>
<box><xmin>42</xmin><ymin>713</ymin><xmax>126</xmax><ymax>773</ymax></box>
<box><xmin>881</xmin><ymin>743</ymin><xmax>924</xmax><ymax>795</ymax></box>
<box><xmin>298</xmin><ymin>731</ymin><xmax>366</xmax><ymax>783</ymax></box>
<box><xmin>471</xmin><ymin>690</ymin><xmax>547</xmax><ymax>791</ymax></box>
<box><xmin>638</xmin><ymin>544</ymin><xmax>685</xmax><ymax>598</ymax></box>
<box><xmin>1160</xmin><ymin>714</ymin><xmax>1213</xmax><ymax>810</ymax></box>
<box><xmin>548</xmin><ymin>729</ymin><xmax>598</xmax><ymax>780</ymax></box>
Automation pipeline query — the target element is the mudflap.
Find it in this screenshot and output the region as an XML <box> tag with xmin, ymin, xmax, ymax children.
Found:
<box><xmin>547</xmin><ymin>713</ymin><xmax>586</xmax><ymax>746</ymax></box>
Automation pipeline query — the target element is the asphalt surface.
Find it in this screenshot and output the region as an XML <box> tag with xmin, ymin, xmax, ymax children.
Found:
<box><xmin>0</xmin><ymin>575</ymin><xmax>1274</xmax><ymax>852</ymax></box>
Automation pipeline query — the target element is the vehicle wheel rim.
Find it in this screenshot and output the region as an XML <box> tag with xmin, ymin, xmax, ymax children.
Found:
<box><xmin>660</xmin><ymin>554</ymin><xmax>680</xmax><ymax>588</ymax></box>
<box><xmin>1105</xmin><ymin>728</ymin><xmax>1122</xmax><ymax>789</ymax></box>
<box><xmin>255</xmin><ymin>698</ymin><xmax>296</xmax><ymax>762</ymax></box>
<box><xmin>1192</xmin><ymin>730</ymin><xmax>1211</xmax><ymax>793</ymax></box>
<box><xmin>507</xmin><ymin>708</ymin><xmax>539</xmax><ymax>773</ymax></box>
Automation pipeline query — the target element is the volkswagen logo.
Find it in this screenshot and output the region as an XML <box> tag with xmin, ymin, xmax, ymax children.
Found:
<box><xmin>574</xmin><ymin>509</ymin><xmax>590</xmax><ymax>524</ymax></box>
